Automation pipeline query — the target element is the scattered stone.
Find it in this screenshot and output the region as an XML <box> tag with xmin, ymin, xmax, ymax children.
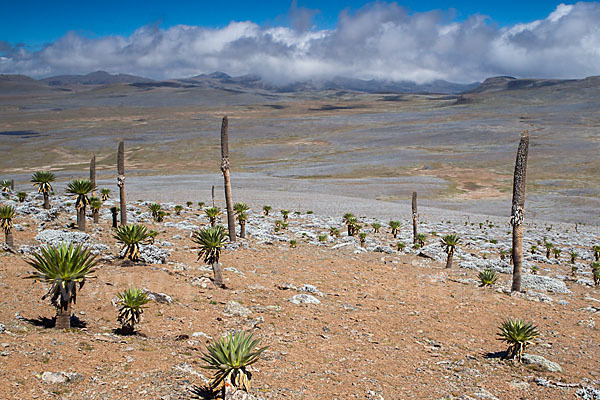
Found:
<box><xmin>247</xmin><ymin>284</ymin><xmax>269</xmax><ymax>291</ymax></box>
<box><xmin>246</xmin><ymin>316</ymin><xmax>264</xmax><ymax>328</ymax></box>
<box><xmin>41</xmin><ymin>372</ymin><xmax>68</xmax><ymax>384</ymax></box>
<box><xmin>18</xmin><ymin>245</ymin><xmax>32</xmax><ymax>254</ymax></box>
<box><xmin>472</xmin><ymin>389</ymin><xmax>500</xmax><ymax>400</ymax></box>
<box><xmin>0</xmin><ymin>324</ymin><xmax>4</xmax><ymax>334</ymax></box>
<box><xmin>164</xmin><ymin>221</ymin><xmax>199</xmax><ymax>231</ymax></box>
<box><xmin>36</xmin><ymin>230</ymin><xmax>89</xmax><ymax>246</ymax></box>
<box><xmin>276</xmin><ymin>283</ymin><xmax>298</xmax><ymax>291</ymax></box>
<box><xmin>290</xmin><ymin>294</ymin><xmax>320</xmax><ymax>305</ymax></box>
<box><xmin>192</xmin><ymin>332</ymin><xmax>212</xmax><ymax>339</ymax></box>
<box><xmin>64</xmin><ymin>372</ymin><xmax>84</xmax><ymax>382</ymax></box>
<box><xmin>139</xmin><ymin>244</ymin><xmax>169</xmax><ymax>264</ymax></box>
<box><xmin>172</xmin><ymin>362</ymin><xmax>208</xmax><ymax>380</ymax></box>
<box><xmin>224</xmin><ymin>266</ymin><xmax>245</xmax><ymax>276</ymax></box>
<box><xmin>88</xmin><ymin>243</ymin><xmax>110</xmax><ymax>255</ymax></box>
<box><xmin>585</xmin><ymin>296</ymin><xmax>600</xmax><ymax>303</ymax></box>
<box><xmin>576</xmin><ymin>278</ymin><xmax>595</xmax><ymax>287</ymax></box>
<box><xmin>223</xmin><ymin>300</ymin><xmax>252</xmax><ymax>317</ymax></box>
<box><xmin>456</xmin><ymin>278</ymin><xmax>480</xmax><ymax>286</ymax></box>
<box><xmin>225</xmin><ymin>242</ymin><xmax>241</xmax><ymax>251</ymax></box>
<box><xmin>227</xmin><ymin>389</ymin><xmax>264</xmax><ymax>400</ymax></box>
<box><xmin>460</xmin><ymin>258</ymin><xmax>512</xmax><ymax>274</ymax></box>
<box><xmin>510</xmin><ymin>381</ymin><xmax>530</xmax><ymax>390</ymax></box>
<box><xmin>190</xmin><ymin>276</ymin><xmax>213</xmax><ymax>288</ymax></box>
<box><xmin>300</xmin><ymin>284</ymin><xmax>325</xmax><ymax>296</ymax></box>
<box><xmin>170</xmin><ymin>262</ymin><xmax>189</xmax><ymax>271</ymax></box>
<box><xmin>577</xmin><ymin>386</ymin><xmax>600</xmax><ymax>399</ymax></box>
<box><xmin>521</xmin><ymin>275</ymin><xmax>571</xmax><ymax>294</ymax></box>
<box><xmin>300</xmin><ymin>284</ymin><xmax>318</xmax><ymax>293</ymax></box>
<box><xmin>40</xmin><ymin>371</ymin><xmax>83</xmax><ymax>384</ymax></box>
<box><xmin>527</xmin><ymin>291</ymin><xmax>554</xmax><ymax>303</ymax></box>
<box><xmin>534</xmin><ymin>377</ymin><xmax>551</xmax><ymax>387</ymax></box>
<box><xmin>522</xmin><ymin>353</ymin><xmax>563</xmax><ymax>373</ymax></box>
<box><xmin>371</xmin><ymin>245</ymin><xmax>395</xmax><ymax>254</ymax></box>
<box><xmin>332</xmin><ymin>242</ymin><xmax>353</xmax><ymax>250</ymax></box>
<box><xmin>576</xmin><ymin>318</ymin><xmax>595</xmax><ymax>329</ymax></box>
<box><xmin>143</xmin><ymin>289</ymin><xmax>173</xmax><ymax>304</ymax></box>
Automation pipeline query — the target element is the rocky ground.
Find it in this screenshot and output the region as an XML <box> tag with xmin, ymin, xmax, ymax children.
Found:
<box><xmin>0</xmin><ymin>190</ymin><xmax>599</xmax><ymax>399</ymax></box>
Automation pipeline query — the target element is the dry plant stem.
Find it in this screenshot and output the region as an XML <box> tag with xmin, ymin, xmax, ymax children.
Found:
<box><xmin>90</xmin><ymin>154</ymin><xmax>96</xmax><ymax>195</ymax></box>
<box><xmin>43</xmin><ymin>192</ymin><xmax>50</xmax><ymax>210</ymax></box>
<box><xmin>5</xmin><ymin>231</ymin><xmax>13</xmax><ymax>248</ymax></box>
<box><xmin>56</xmin><ymin>300</ymin><xmax>71</xmax><ymax>329</ymax></box>
<box><xmin>220</xmin><ymin>116</ymin><xmax>236</xmax><ymax>243</ymax></box>
<box><xmin>240</xmin><ymin>221</ymin><xmax>246</xmax><ymax>238</ymax></box>
<box><xmin>77</xmin><ymin>206</ymin><xmax>86</xmax><ymax>231</ymax></box>
<box><xmin>412</xmin><ymin>191</ymin><xmax>418</xmax><ymax>245</ymax></box>
<box><xmin>213</xmin><ymin>262</ymin><xmax>224</xmax><ymax>288</ymax></box>
<box><xmin>118</xmin><ymin>140</ymin><xmax>127</xmax><ymax>227</ymax></box>
<box><xmin>511</xmin><ymin>131</ymin><xmax>529</xmax><ymax>292</ymax></box>
<box><xmin>446</xmin><ymin>248</ymin><xmax>454</xmax><ymax>269</ymax></box>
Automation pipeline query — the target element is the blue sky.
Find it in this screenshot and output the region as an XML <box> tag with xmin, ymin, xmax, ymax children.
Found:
<box><xmin>1</xmin><ymin>1</ymin><xmax>599</xmax><ymax>82</ymax></box>
<box><xmin>2</xmin><ymin>1</ymin><xmax>566</xmax><ymax>49</ymax></box>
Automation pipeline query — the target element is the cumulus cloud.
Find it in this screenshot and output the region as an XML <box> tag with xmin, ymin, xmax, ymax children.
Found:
<box><xmin>1</xmin><ymin>2</ymin><xmax>599</xmax><ymax>83</ymax></box>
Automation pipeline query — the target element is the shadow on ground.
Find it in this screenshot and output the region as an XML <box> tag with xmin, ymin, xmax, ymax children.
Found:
<box><xmin>23</xmin><ymin>315</ymin><xmax>87</xmax><ymax>329</ymax></box>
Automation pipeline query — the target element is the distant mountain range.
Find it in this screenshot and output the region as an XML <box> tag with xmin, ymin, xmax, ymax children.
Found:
<box><xmin>453</xmin><ymin>74</ymin><xmax>600</xmax><ymax>104</ymax></box>
<box><xmin>1</xmin><ymin>70</ymin><xmax>479</xmax><ymax>94</ymax></box>
<box><xmin>171</xmin><ymin>71</ymin><xmax>480</xmax><ymax>94</ymax></box>
<box><xmin>1</xmin><ymin>70</ymin><xmax>599</xmax><ymax>97</ymax></box>
<box><xmin>39</xmin><ymin>70</ymin><xmax>154</xmax><ymax>86</ymax></box>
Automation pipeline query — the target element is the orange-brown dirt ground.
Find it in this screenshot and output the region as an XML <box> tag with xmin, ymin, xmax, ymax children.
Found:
<box><xmin>0</xmin><ymin>206</ymin><xmax>598</xmax><ymax>400</ymax></box>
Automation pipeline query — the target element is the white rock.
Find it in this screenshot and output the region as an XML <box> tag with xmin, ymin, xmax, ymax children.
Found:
<box><xmin>290</xmin><ymin>294</ymin><xmax>320</xmax><ymax>305</ymax></box>
<box><xmin>223</xmin><ymin>300</ymin><xmax>252</xmax><ymax>317</ymax></box>
<box><xmin>522</xmin><ymin>353</ymin><xmax>563</xmax><ymax>373</ymax></box>
<box><xmin>143</xmin><ymin>289</ymin><xmax>173</xmax><ymax>304</ymax></box>
<box><xmin>41</xmin><ymin>372</ymin><xmax>67</xmax><ymax>384</ymax></box>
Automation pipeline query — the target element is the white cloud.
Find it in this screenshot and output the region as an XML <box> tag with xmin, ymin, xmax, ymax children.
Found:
<box><xmin>548</xmin><ymin>3</ymin><xmax>574</xmax><ymax>21</ymax></box>
<box><xmin>1</xmin><ymin>2</ymin><xmax>600</xmax><ymax>83</ymax></box>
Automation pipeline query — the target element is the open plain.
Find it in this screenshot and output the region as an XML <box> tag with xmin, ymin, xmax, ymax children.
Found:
<box><xmin>1</xmin><ymin>74</ymin><xmax>600</xmax><ymax>223</ymax></box>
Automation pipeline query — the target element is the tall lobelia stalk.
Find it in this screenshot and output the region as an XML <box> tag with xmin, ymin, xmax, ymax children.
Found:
<box><xmin>110</xmin><ymin>207</ymin><xmax>119</xmax><ymax>228</ymax></box>
<box><xmin>510</xmin><ymin>131</ymin><xmax>529</xmax><ymax>292</ymax></box>
<box><xmin>220</xmin><ymin>116</ymin><xmax>236</xmax><ymax>242</ymax></box>
<box><xmin>412</xmin><ymin>191</ymin><xmax>418</xmax><ymax>245</ymax></box>
<box><xmin>90</xmin><ymin>154</ymin><xmax>96</xmax><ymax>195</ymax></box>
<box><xmin>117</xmin><ymin>140</ymin><xmax>127</xmax><ymax>227</ymax></box>
<box><xmin>212</xmin><ymin>184</ymin><xmax>215</xmax><ymax>207</ymax></box>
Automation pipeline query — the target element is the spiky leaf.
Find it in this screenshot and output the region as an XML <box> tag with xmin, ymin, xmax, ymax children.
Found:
<box><xmin>192</xmin><ymin>225</ymin><xmax>228</xmax><ymax>265</ymax></box>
